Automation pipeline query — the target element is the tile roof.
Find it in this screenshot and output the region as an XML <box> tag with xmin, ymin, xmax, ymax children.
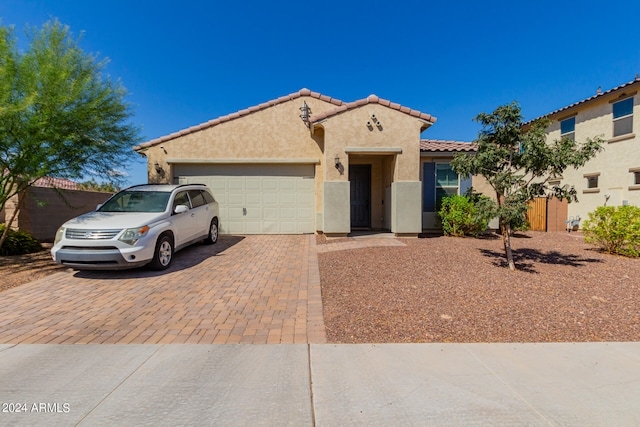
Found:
<box><xmin>420</xmin><ymin>139</ymin><xmax>476</xmax><ymax>152</ymax></box>
<box><xmin>529</xmin><ymin>75</ymin><xmax>640</xmax><ymax>123</ymax></box>
<box><xmin>310</xmin><ymin>94</ymin><xmax>436</xmax><ymax>125</ymax></box>
<box><xmin>32</xmin><ymin>177</ymin><xmax>81</xmax><ymax>190</ymax></box>
<box><xmin>134</xmin><ymin>89</ymin><xmax>344</xmax><ymax>150</ymax></box>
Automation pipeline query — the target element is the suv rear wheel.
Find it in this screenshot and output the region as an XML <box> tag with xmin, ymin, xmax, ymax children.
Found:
<box><xmin>149</xmin><ymin>234</ymin><xmax>173</xmax><ymax>270</ymax></box>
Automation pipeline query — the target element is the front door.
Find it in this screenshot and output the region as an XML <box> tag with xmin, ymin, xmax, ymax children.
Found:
<box><xmin>350</xmin><ymin>165</ymin><xmax>371</xmax><ymax>228</ymax></box>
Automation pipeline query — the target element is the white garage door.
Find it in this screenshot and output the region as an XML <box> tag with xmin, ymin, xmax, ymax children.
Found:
<box><xmin>175</xmin><ymin>164</ymin><xmax>315</xmax><ymax>234</ymax></box>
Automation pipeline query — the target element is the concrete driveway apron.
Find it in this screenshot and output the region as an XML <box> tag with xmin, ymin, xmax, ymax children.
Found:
<box><xmin>0</xmin><ymin>235</ymin><xmax>326</xmax><ymax>344</ymax></box>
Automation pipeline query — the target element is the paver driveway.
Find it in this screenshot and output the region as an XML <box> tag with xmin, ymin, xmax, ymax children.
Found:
<box><xmin>0</xmin><ymin>235</ymin><xmax>326</xmax><ymax>344</ymax></box>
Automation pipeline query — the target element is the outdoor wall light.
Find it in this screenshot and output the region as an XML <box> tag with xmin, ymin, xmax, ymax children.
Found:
<box><xmin>334</xmin><ymin>156</ymin><xmax>341</xmax><ymax>169</ymax></box>
<box><xmin>154</xmin><ymin>161</ymin><xmax>163</xmax><ymax>174</ymax></box>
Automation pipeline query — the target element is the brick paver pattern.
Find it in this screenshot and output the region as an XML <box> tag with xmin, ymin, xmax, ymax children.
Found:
<box><xmin>0</xmin><ymin>235</ymin><xmax>326</xmax><ymax>345</ymax></box>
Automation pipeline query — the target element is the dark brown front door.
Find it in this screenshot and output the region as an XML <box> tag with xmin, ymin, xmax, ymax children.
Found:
<box><xmin>350</xmin><ymin>165</ymin><xmax>371</xmax><ymax>228</ymax></box>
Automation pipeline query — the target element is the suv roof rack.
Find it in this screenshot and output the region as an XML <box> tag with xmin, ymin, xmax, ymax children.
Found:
<box><xmin>123</xmin><ymin>183</ymin><xmax>207</xmax><ymax>191</ymax></box>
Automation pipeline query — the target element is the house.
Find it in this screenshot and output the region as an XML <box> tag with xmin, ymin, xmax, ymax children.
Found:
<box><xmin>134</xmin><ymin>89</ymin><xmax>476</xmax><ymax>236</ymax></box>
<box><xmin>0</xmin><ymin>177</ymin><xmax>113</xmax><ymax>242</ymax></box>
<box><xmin>540</xmin><ymin>76</ymin><xmax>640</xmax><ymax>226</ymax></box>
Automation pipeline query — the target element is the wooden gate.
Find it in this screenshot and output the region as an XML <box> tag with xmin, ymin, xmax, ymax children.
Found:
<box><xmin>526</xmin><ymin>197</ymin><xmax>569</xmax><ymax>232</ymax></box>
<box><xmin>526</xmin><ymin>197</ymin><xmax>547</xmax><ymax>231</ymax></box>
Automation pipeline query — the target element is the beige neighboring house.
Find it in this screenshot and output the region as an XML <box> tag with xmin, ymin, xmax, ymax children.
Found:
<box><xmin>540</xmin><ymin>77</ymin><xmax>640</xmax><ymax>227</ymax></box>
<box><xmin>134</xmin><ymin>89</ymin><xmax>476</xmax><ymax>236</ymax></box>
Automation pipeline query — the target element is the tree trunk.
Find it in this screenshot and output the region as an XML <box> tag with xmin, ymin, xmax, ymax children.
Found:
<box><xmin>0</xmin><ymin>197</ymin><xmax>22</xmax><ymax>250</ymax></box>
<box><xmin>501</xmin><ymin>222</ymin><xmax>516</xmax><ymax>271</ymax></box>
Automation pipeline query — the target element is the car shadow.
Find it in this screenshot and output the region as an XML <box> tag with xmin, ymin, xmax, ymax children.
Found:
<box><xmin>72</xmin><ymin>235</ymin><xmax>245</xmax><ymax>280</ymax></box>
<box><xmin>479</xmin><ymin>247</ymin><xmax>604</xmax><ymax>273</ymax></box>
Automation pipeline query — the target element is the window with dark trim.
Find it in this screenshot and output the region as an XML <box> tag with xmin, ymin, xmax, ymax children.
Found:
<box><xmin>586</xmin><ymin>175</ymin><xmax>599</xmax><ymax>189</ymax></box>
<box><xmin>423</xmin><ymin>162</ymin><xmax>461</xmax><ymax>212</ymax></box>
<box><xmin>560</xmin><ymin>117</ymin><xmax>576</xmax><ymax>141</ymax></box>
<box><xmin>613</xmin><ymin>97</ymin><xmax>634</xmax><ymax>137</ymax></box>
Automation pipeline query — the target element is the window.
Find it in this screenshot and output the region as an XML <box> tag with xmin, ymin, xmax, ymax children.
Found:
<box><xmin>188</xmin><ymin>190</ymin><xmax>206</xmax><ymax>208</ymax></box>
<box><xmin>584</xmin><ymin>174</ymin><xmax>599</xmax><ymax>190</ymax></box>
<box><xmin>635</xmin><ymin>171</ymin><xmax>640</xmax><ymax>185</ymax></box>
<box><xmin>173</xmin><ymin>191</ymin><xmax>190</xmax><ymax>212</ymax></box>
<box><xmin>435</xmin><ymin>164</ymin><xmax>459</xmax><ymax>209</ymax></box>
<box><xmin>560</xmin><ymin>117</ymin><xmax>576</xmax><ymax>141</ymax></box>
<box><xmin>613</xmin><ymin>97</ymin><xmax>634</xmax><ymax>137</ymax></box>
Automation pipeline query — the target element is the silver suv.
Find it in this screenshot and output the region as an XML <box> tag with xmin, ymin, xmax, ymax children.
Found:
<box><xmin>51</xmin><ymin>184</ymin><xmax>220</xmax><ymax>270</ymax></box>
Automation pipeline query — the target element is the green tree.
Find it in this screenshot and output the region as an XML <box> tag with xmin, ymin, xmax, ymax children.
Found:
<box><xmin>451</xmin><ymin>102</ymin><xmax>603</xmax><ymax>270</ymax></box>
<box><xmin>78</xmin><ymin>179</ymin><xmax>120</xmax><ymax>193</ymax></box>
<box><xmin>0</xmin><ymin>20</ymin><xmax>140</xmax><ymax>249</ymax></box>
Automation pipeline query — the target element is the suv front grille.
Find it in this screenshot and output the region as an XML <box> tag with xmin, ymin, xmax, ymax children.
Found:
<box><xmin>65</xmin><ymin>229</ymin><xmax>122</xmax><ymax>240</ymax></box>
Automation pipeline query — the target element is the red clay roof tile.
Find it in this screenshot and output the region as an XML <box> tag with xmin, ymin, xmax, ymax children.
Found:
<box><xmin>310</xmin><ymin>94</ymin><xmax>436</xmax><ymax>124</ymax></box>
<box><xmin>134</xmin><ymin>88</ymin><xmax>345</xmax><ymax>150</ymax></box>
<box><xmin>32</xmin><ymin>177</ymin><xmax>81</xmax><ymax>190</ymax></box>
<box><xmin>420</xmin><ymin>139</ymin><xmax>476</xmax><ymax>152</ymax></box>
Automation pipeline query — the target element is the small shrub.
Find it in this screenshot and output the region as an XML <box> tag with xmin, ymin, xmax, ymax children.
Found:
<box><xmin>438</xmin><ymin>194</ymin><xmax>494</xmax><ymax>237</ymax></box>
<box><xmin>583</xmin><ymin>205</ymin><xmax>640</xmax><ymax>257</ymax></box>
<box><xmin>0</xmin><ymin>224</ymin><xmax>43</xmax><ymax>256</ymax></box>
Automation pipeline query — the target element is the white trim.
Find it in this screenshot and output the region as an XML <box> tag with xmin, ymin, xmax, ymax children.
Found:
<box><xmin>166</xmin><ymin>158</ymin><xmax>321</xmax><ymax>164</ymax></box>
<box><xmin>344</xmin><ymin>147</ymin><xmax>402</xmax><ymax>154</ymax></box>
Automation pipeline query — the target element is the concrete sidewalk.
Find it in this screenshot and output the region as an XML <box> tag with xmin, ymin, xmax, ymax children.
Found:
<box><xmin>1</xmin><ymin>342</ymin><xmax>639</xmax><ymax>426</ymax></box>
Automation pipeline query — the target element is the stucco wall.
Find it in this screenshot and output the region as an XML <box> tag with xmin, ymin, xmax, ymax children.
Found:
<box><xmin>320</xmin><ymin>104</ymin><xmax>424</xmax><ymax>183</ymax></box>
<box><xmin>546</xmin><ymin>93</ymin><xmax>639</xmax><ymax>224</ymax></box>
<box><xmin>141</xmin><ymin>94</ymin><xmax>430</xmax><ymax>235</ymax></box>
<box><xmin>141</xmin><ymin>96</ymin><xmax>341</xmax><ymax>224</ymax></box>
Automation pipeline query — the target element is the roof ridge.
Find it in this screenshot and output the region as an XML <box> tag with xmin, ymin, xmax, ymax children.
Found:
<box><xmin>310</xmin><ymin>94</ymin><xmax>437</xmax><ymax>124</ymax></box>
<box><xmin>134</xmin><ymin>89</ymin><xmax>344</xmax><ymax>150</ymax></box>
<box><xmin>421</xmin><ymin>138</ymin><xmax>472</xmax><ymax>144</ymax></box>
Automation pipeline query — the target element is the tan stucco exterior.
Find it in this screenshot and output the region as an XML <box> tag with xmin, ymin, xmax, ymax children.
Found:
<box><xmin>543</xmin><ymin>80</ymin><xmax>640</xmax><ymax>226</ymax></box>
<box><xmin>135</xmin><ymin>90</ymin><xmax>436</xmax><ymax>236</ymax></box>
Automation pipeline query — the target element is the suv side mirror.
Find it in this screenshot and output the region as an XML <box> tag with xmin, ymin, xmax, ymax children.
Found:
<box><xmin>174</xmin><ymin>204</ymin><xmax>189</xmax><ymax>214</ymax></box>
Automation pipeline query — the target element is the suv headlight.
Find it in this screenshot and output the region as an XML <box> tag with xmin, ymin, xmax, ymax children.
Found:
<box><xmin>54</xmin><ymin>227</ymin><xmax>65</xmax><ymax>245</ymax></box>
<box><xmin>119</xmin><ymin>225</ymin><xmax>150</xmax><ymax>246</ymax></box>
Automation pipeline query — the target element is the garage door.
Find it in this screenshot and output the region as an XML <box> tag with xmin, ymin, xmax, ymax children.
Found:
<box><xmin>175</xmin><ymin>164</ymin><xmax>315</xmax><ymax>234</ymax></box>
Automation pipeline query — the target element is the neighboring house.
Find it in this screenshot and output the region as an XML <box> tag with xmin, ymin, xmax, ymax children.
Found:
<box><xmin>0</xmin><ymin>177</ymin><xmax>113</xmax><ymax>242</ymax></box>
<box><xmin>134</xmin><ymin>89</ymin><xmax>477</xmax><ymax>236</ymax></box>
<box><xmin>539</xmin><ymin>76</ymin><xmax>640</xmax><ymax>227</ymax></box>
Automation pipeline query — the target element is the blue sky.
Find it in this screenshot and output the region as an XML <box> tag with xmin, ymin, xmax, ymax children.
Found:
<box><xmin>2</xmin><ymin>0</ymin><xmax>639</xmax><ymax>185</ymax></box>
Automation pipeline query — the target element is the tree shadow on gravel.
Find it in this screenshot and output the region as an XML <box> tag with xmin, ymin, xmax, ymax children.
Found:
<box><xmin>479</xmin><ymin>247</ymin><xmax>604</xmax><ymax>273</ymax></box>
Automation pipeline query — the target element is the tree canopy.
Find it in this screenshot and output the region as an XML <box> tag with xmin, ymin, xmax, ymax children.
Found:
<box><xmin>0</xmin><ymin>19</ymin><xmax>141</xmax><ymax>248</ymax></box>
<box><xmin>451</xmin><ymin>102</ymin><xmax>604</xmax><ymax>270</ymax></box>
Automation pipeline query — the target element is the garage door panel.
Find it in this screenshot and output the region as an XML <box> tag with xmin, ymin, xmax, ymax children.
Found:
<box><xmin>262</xmin><ymin>179</ymin><xmax>278</xmax><ymax>191</ymax></box>
<box><xmin>263</xmin><ymin>207</ymin><xmax>278</xmax><ymax>219</ymax></box>
<box><xmin>280</xmin><ymin>193</ymin><xmax>296</xmax><ymax>205</ymax></box>
<box><xmin>228</xmin><ymin>179</ymin><xmax>245</xmax><ymax>191</ymax></box>
<box><xmin>279</xmin><ymin>207</ymin><xmax>296</xmax><ymax>219</ymax></box>
<box><xmin>175</xmin><ymin>164</ymin><xmax>315</xmax><ymax>234</ymax></box>
<box><xmin>262</xmin><ymin>194</ymin><xmax>279</xmax><ymax>205</ymax></box>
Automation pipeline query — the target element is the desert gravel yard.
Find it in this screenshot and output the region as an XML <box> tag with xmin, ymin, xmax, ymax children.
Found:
<box><xmin>317</xmin><ymin>232</ymin><xmax>640</xmax><ymax>344</ymax></box>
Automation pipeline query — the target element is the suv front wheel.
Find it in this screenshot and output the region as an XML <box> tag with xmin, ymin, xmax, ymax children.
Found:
<box><xmin>149</xmin><ymin>234</ymin><xmax>174</xmax><ymax>270</ymax></box>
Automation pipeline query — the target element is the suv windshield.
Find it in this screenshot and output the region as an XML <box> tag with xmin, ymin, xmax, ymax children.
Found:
<box><xmin>98</xmin><ymin>191</ymin><xmax>171</xmax><ymax>213</ymax></box>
